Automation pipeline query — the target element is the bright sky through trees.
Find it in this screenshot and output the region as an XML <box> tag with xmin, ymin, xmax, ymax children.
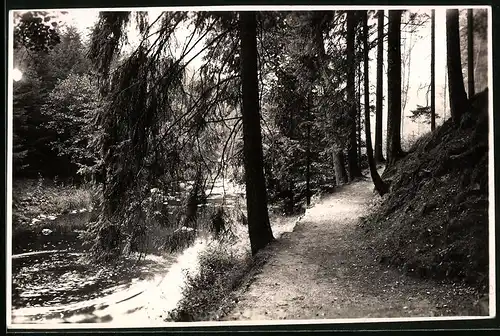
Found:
<box><xmin>12</xmin><ymin>7</ymin><xmax>451</xmax><ymax>137</ymax></box>
<box><xmin>12</xmin><ymin>68</ymin><xmax>22</xmax><ymax>81</ymax></box>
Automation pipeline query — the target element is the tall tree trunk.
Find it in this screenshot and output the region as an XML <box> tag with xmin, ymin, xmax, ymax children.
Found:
<box><xmin>346</xmin><ymin>11</ymin><xmax>362</xmax><ymax>180</ymax></box>
<box><xmin>386</xmin><ymin>10</ymin><xmax>404</xmax><ymax>167</ymax></box>
<box><xmin>333</xmin><ymin>150</ymin><xmax>348</xmax><ymax>185</ymax></box>
<box><xmin>314</xmin><ymin>11</ymin><xmax>348</xmax><ymax>185</ymax></box>
<box><xmin>357</xmin><ymin>63</ymin><xmax>362</xmax><ymax>161</ymax></box>
<box><xmin>306</xmin><ymin>92</ymin><xmax>312</xmax><ymax>207</ymax></box>
<box><xmin>375</xmin><ymin>10</ymin><xmax>386</xmax><ymax>162</ymax></box>
<box><xmin>286</xmin><ymin>96</ymin><xmax>295</xmax><ymax>214</ymax></box>
<box><xmin>444</xmin><ymin>64</ymin><xmax>448</xmax><ymax>118</ymax></box>
<box><xmin>446</xmin><ymin>9</ymin><xmax>469</xmax><ymax>124</ymax></box>
<box><xmin>431</xmin><ymin>9</ymin><xmax>436</xmax><ymax>131</ymax></box>
<box><xmin>239</xmin><ymin>11</ymin><xmax>274</xmax><ymax>255</ymax></box>
<box><xmin>363</xmin><ymin>11</ymin><xmax>388</xmax><ymax>196</ymax></box>
<box><xmin>467</xmin><ymin>8</ymin><xmax>475</xmax><ymax>98</ymax></box>
<box><xmin>184</xmin><ymin>169</ymin><xmax>203</xmax><ymax>230</ymax></box>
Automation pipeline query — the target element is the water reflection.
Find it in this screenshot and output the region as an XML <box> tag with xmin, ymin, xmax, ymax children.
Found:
<box><xmin>11</xmin><ymin>180</ymin><xmax>298</xmax><ymax>325</ymax></box>
<box><xmin>12</xmin><ymin>239</ymin><xmax>207</xmax><ymax>325</ymax></box>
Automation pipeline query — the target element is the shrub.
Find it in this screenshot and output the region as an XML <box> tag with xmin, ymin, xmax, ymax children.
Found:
<box><xmin>167</xmin><ymin>242</ymin><xmax>252</xmax><ymax>322</ymax></box>
<box><xmin>12</xmin><ymin>177</ymin><xmax>97</xmax><ymax>233</ymax></box>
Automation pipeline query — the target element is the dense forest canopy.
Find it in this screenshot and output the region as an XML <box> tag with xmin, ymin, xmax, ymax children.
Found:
<box><xmin>11</xmin><ymin>8</ymin><xmax>490</xmax><ymax>260</ymax></box>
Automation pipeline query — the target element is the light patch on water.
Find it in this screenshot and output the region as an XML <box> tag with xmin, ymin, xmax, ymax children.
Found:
<box><xmin>12</xmin><ymin>238</ymin><xmax>209</xmax><ymax>326</ymax></box>
<box><xmin>12</xmin><ymin>178</ymin><xmax>302</xmax><ymax>327</ymax></box>
<box><xmin>12</xmin><ymin>250</ymin><xmax>68</xmax><ymax>260</ymax></box>
<box><xmin>110</xmin><ymin>237</ymin><xmax>208</xmax><ymax>325</ymax></box>
<box><xmin>205</xmin><ymin>181</ymin><xmax>245</xmax><ymax>200</ymax></box>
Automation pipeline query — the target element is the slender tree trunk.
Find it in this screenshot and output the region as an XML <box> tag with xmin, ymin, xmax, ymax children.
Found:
<box><xmin>363</xmin><ymin>11</ymin><xmax>388</xmax><ymax>196</ymax></box>
<box><xmin>347</xmin><ymin>11</ymin><xmax>362</xmax><ymax>180</ymax></box>
<box><xmin>386</xmin><ymin>10</ymin><xmax>404</xmax><ymax>167</ymax></box>
<box><xmin>401</xmin><ymin>26</ymin><xmax>413</xmax><ymax>135</ymax></box>
<box><xmin>357</xmin><ymin>63</ymin><xmax>362</xmax><ymax>161</ymax></box>
<box><xmin>184</xmin><ymin>169</ymin><xmax>203</xmax><ymax>230</ymax></box>
<box><xmin>444</xmin><ymin>64</ymin><xmax>448</xmax><ymax>118</ymax></box>
<box><xmin>431</xmin><ymin>9</ymin><xmax>436</xmax><ymax>131</ymax></box>
<box><xmin>375</xmin><ymin>10</ymin><xmax>386</xmax><ymax>162</ymax></box>
<box><xmin>446</xmin><ymin>9</ymin><xmax>469</xmax><ymax>124</ymax></box>
<box><xmin>313</xmin><ymin>11</ymin><xmax>348</xmax><ymax>185</ymax></box>
<box><xmin>104</xmin><ymin>114</ymin><xmax>119</xmax><ymax>216</ymax></box>
<box><xmin>467</xmin><ymin>8</ymin><xmax>475</xmax><ymax>98</ymax></box>
<box><xmin>333</xmin><ymin>150</ymin><xmax>348</xmax><ymax>185</ymax></box>
<box><xmin>286</xmin><ymin>96</ymin><xmax>295</xmax><ymax>213</ymax></box>
<box><xmin>306</xmin><ymin>92</ymin><xmax>312</xmax><ymax>207</ymax></box>
<box><xmin>239</xmin><ymin>11</ymin><xmax>274</xmax><ymax>255</ymax></box>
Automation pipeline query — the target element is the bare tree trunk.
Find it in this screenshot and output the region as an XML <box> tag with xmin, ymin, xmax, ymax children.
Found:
<box><xmin>239</xmin><ymin>11</ymin><xmax>274</xmax><ymax>255</ymax></box>
<box><xmin>386</xmin><ymin>10</ymin><xmax>404</xmax><ymax>167</ymax></box>
<box><xmin>313</xmin><ymin>11</ymin><xmax>349</xmax><ymax>185</ymax></box>
<box><xmin>467</xmin><ymin>8</ymin><xmax>475</xmax><ymax>98</ymax></box>
<box><xmin>333</xmin><ymin>150</ymin><xmax>348</xmax><ymax>185</ymax></box>
<box><xmin>346</xmin><ymin>11</ymin><xmax>362</xmax><ymax>180</ymax></box>
<box><xmin>431</xmin><ymin>9</ymin><xmax>436</xmax><ymax>131</ymax></box>
<box><xmin>446</xmin><ymin>9</ymin><xmax>469</xmax><ymax>124</ymax></box>
<box><xmin>184</xmin><ymin>169</ymin><xmax>203</xmax><ymax>228</ymax></box>
<box><xmin>444</xmin><ymin>65</ymin><xmax>448</xmax><ymax>119</ymax></box>
<box><xmin>401</xmin><ymin>28</ymin><xmax>413</xmax><ymax>135</ymax></box>
<box><xmin>375</xmin><ymin>10</ymin><xmax>386</xmax><ymax>162</ymax></box>
<box><xmin>357</xmin><ymin>63</ymin><xmax>362</xmax><ymax>161</ymax></box>
<box><xmin>363</xmin><ymin>11</ymin><xmax>388</xmax><ymax>196</ymax></box>
<box><xmin>306</xmin><ymin>92</ymin><xmax>312</xmax><ymax>206</ymax></box>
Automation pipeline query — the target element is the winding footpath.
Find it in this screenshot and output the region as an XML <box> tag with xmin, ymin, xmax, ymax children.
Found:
<box><xmin>223</xmin><ymin>179</ymin><xmax>486</xmax><ymax>321</ymax></box>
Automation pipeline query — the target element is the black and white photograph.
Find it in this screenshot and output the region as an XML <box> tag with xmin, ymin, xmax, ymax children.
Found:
<box><xmin>6</xmin><ymin>5</ymin><xmax>494</xmax><ymax>329</ymax></box>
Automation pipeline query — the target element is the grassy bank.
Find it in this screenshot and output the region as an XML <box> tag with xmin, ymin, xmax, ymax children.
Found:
<box><xmin>166</xmin><ymin>209</ymin><xmax>301</xmax><ymax>322</ymax></box>
<box><xmin>167</xmin><ymin>242</ymin><xmax>253</xmax><ymax>321</ymax></box>
<box><xmin>11</xmin><ymin>178</ymin><xmax>96</xmax><ymax>234</ymax></box>
<box><xmin>166</xmin><ymin>239</ymin><xmax>280</xmax><ymax>322</ymax></box>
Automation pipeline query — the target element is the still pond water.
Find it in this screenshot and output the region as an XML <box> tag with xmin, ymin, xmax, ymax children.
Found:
<box><xmin>11</xmin><ymin>182</ymin><xmax>298</xmax><ymax>325</ymax></box>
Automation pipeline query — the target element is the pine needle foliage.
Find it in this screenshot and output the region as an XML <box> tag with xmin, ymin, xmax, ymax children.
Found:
<box><xmin>86</xmin><ymin>11</ymin><xmax>244</xmax><ymax>260</ymax></box>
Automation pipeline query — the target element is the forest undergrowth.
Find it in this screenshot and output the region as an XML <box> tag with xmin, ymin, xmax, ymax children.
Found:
<box><xmin>361</xmin><ymin>89</ymin><xmax>490</xmax><ymax>292</ymax></box>
<box><xmin>167</xmin><ymin>210</ymin><xmax>302</xmax><ymax>322</ymax></box>
<box><xmin>11</xmin><ymin>178</ymin><xmax>96</xmax><ymax>234</ymax></box>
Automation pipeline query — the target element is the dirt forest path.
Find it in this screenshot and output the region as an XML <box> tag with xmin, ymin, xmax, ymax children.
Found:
<box><xmin>223</xmin><ymin>179</ymin><xmax>482</xmax><ymax>321</ymax></box>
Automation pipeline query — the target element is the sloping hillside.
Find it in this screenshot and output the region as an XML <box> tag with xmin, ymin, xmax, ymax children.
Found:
<box><xmin>361</xmin><ymin>89</ymin><xmax>489</xmax><ymax>291</ymax></box>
